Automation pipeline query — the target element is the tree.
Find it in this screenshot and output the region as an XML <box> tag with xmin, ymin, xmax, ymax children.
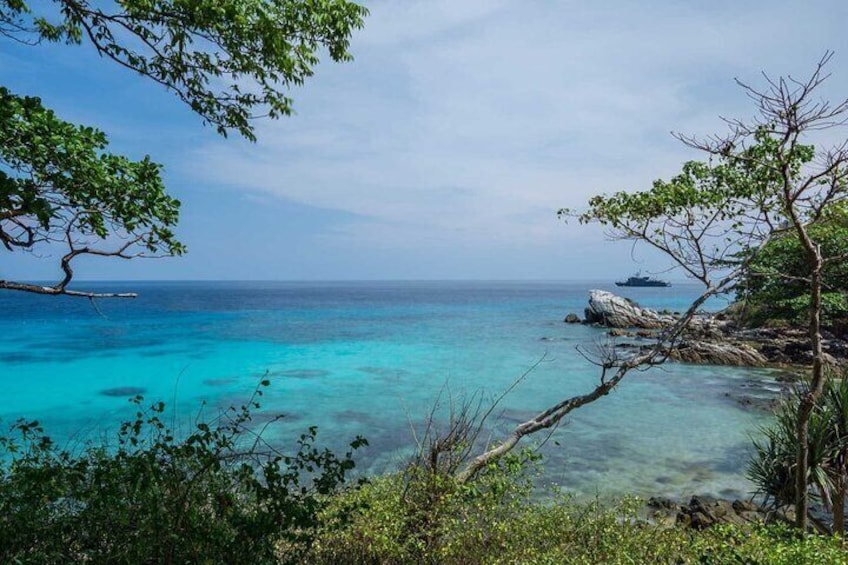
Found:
<box><xmin>446</xmin><ymin>56</ymin><xmax>848</xmax><ymax>537</ymax></box>
<box><xmin>0</xmin><ymin>87</ymin><xmax>183</xmax><ymax>297</ymax></box>
<box><xmin>738</xmin><ymin>202</ymin><xmax>848</xmax><ymax>333</ymax></box>
<box><xmin>1</xmin><ymin>0</ymin><xmax>369</xmax><ymax>140</ymax></box>
<box><xmin>0</xmin><ymin>0</ymin><xmax>368</xmax><ymax>297</ymax></box>
<box><xmin>574</xmin><ymin>54</ymin><xmax>848</xmax><ymax>530</ymax></box>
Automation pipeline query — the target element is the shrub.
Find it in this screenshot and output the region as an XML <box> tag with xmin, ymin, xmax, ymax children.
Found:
<box><xmin>0</xmin><ymin>384</ymin><xmax>366</xmax><ymax>564</ymax></box>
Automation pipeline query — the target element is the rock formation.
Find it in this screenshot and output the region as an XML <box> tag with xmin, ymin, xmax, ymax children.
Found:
<box><xmin>574</xmin><ymin>290</ymin><xmax>844</xmax><ymax>368</ymax></box>
<box><xmin>584</xmin><ymin>290</ymin><xmax>675</xmax><ymax>329</ymax></box>
<box><xmin>647</xmin><ymin>496</ymin><xmax>772</xmax><ymax>530</ymax></box>
<box><xmin>667</xmin><ymin>340</ymin><xmax>768</xmax><ymax>367</ymax></box>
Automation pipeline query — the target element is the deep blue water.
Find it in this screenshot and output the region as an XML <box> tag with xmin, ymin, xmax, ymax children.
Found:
<box><xmin>0</xmin><ymin>281</ymin><xmax>780</xmax><ymax>499</ymax></box>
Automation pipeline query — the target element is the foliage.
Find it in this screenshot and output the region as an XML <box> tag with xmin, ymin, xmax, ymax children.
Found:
<box><xmin>306</xmin><ymin>427</ymin><xmax>846</xmax><ymax>564</ymax></box>
<box><xmin>748</xmin><ymin>373</ymin><xmax>848</xmax><ymax>531</ymax></box>
<box><xmin>314</xmin><ymin>440</ymin><xmax>542</xmax><ymax>563</ymax></box>
<box><xmin>739</xmin><ymin>203</ymin><xmax>848</xmax><ymax>330</ymax></box>
<box><xmin>690</xmin><ymin>523</ymin><xmax>848</xmax><ymax>565</ymax></box>
<box><xmin>0</xmin><ymin>87</ymin><xmax>183</xmax><ymax>291</ymax></box>
<box><xmin>748</xmin><ymin>382</ymin><xmax>834</xmax><ymax>510</ymax></box>
<box><xmin>571</xmin><ymin>54</ymin><xmax>848</xmax><ymax>530</ymax></box>
<box><xmin>0</xmin><ymin>384</ymin><xmax>366</xmax><ymax>564</ymax></box>
<box><xmin>308</xmin><ymin>472</ymin><xmax>848</xmax><ymax>564</ymax></box>
<box><xmin>0</xmin><ymin>0</ymin><xmax>369</xmax><ymax>140</ymax></box>
<box><xmin>1</xmin><ymin>0</ymin><xmax>367</xmax><ymax>294</ymax></box>
<box><xmin>569</xmin><ymin>127</ymin><xmax>819</xmax><ymax>284</ymax></box>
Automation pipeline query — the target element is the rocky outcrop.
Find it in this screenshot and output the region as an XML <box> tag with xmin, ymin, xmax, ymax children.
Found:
<box><xmin>564</xmin><ymin>313</ymin><xmax>581</xmax><ymax>324</ymax></box>
<box><xmin>647</xmin><ymin>496</ymin><xmax>770</xmax><ymax>530</ymax></box>
<box><xmin>584</xmin><ymin>290</ymin><xmax>675</xmax><ymax>329</ymax></box>
<box><xmin>667</xmin><ymin>341</ymin><xmax>768</xmax><ymax>367</ymax></box>
<box><xmin>575</xmin><ymin>290</ymin><xmax>846</xmax><ymax>369</ymax></box>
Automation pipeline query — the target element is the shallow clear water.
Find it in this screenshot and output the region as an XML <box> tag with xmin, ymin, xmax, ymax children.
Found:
<box><xmin>0</xmin><ymin>281</ymin><xmax>778</xmax><ymax>499</ymax></box>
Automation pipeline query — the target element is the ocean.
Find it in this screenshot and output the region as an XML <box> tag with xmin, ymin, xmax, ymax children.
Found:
<box><xmin>0</xmin><ymin>280</ymin><xmax>782</xmax><ymax>499</ymax></box>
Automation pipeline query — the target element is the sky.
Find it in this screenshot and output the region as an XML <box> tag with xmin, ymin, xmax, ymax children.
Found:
<box><xmin>3</xmin><ymin>0</ymin><xmax>848</xmax><ymax>281</ymax></box>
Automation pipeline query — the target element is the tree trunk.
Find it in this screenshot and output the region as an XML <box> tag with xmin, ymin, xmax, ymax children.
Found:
<box><xmin>795</xmin><ymin>244</ymin><xmax>825</xmax><ymax>531</ymax></box>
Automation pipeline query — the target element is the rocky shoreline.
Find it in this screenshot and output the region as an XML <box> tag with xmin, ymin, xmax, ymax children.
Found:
<box><xmin>646</xmin><ymin>495</ymin><xmax>772</xmax><ymax>529</ymax></box>
<box><xmin>566</xmin><ymin>290</ymin><xmax>848</xmax><ymax>370</ymax></box>
<box><xmin>566</xmin><ymin>290</ymin><xmax>848</xmax><ymax>532</ymax></box>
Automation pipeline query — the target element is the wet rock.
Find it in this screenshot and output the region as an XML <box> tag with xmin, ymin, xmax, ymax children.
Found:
<box><xmin>726</xmin><ymin>393</ymin><xmax>781</xmax><ymax>413</ymax></box>
<box><xmin>647</xmin><ymin>497</ymin><xmax>681</xmax><ymax>511</ymax></box>
<box><xmin>732</xmin><ymin>499</ymin><xmax>759</xmax><ymax>513</ymax></box>
<box><xmin>646</xmin><ymin>497</ymin><xmax>684</xmax><ymax>529</ymax></box>
<box><xmin>674</xmin><ymin>495</ymin><xmax>766</xmax><ymax>529</ymax></box>
<box><xmin>564</xmin><ymin>313</ymin><xmax>581</xmax><ymax>323</ymax></box>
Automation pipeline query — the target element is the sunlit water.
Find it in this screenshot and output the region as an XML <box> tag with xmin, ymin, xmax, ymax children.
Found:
<box><xmin>0</xmin><ymin>281</ymin><xmax>782</xmax><ymax>500</ymax></box>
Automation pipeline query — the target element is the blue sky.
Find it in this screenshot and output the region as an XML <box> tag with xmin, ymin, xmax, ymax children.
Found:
<box><xmin>4</xmin><ymin>0</ymin><xmax>848</xmax><ymax>281</ymax></box>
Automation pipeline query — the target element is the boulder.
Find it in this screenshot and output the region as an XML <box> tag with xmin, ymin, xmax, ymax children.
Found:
<box><xmin>674</xmin><ymin>496</ymin><xmax>766</xmax><ymax>529</ymax></box>
<box><xmin>584</xmin><ymin>290</ymin><xmax>676</xmax><ymax>329</ymax></box>
<box><xmin>564</xmin><ymin>313</ymin><xmax>581</xmax><ymax>324</ymax></box>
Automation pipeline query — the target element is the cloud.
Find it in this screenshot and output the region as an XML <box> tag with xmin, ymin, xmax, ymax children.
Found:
<box><xmin>184</xmin><ymin>0</ymin><xmax>848</xmax><ymax>275</ymax></box>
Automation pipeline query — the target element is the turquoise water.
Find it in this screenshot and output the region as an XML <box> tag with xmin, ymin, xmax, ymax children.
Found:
<box><xmin>0</xmin><ymin>281</ymin><xmax>779</xmax><ymax>499</ymax></box>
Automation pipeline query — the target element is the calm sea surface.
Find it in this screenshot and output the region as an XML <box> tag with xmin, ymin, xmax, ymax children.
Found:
<box><xmin>0</xmin><ymin>281</ymin><xmax>782</xmax><ymax>499</ymax></box>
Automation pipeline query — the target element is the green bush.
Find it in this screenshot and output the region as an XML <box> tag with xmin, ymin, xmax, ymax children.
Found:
<box><xmin>738</xmin><ymin>203</ymin><xmax>848</xmax><ymax>332</ymax></box>
<box><xmin>0</xmin><ymin>384</ymin><xmax>366</xmax><ymax>564</ymax></box>
<box><xmin>309</xmin><ymin>475</ymin><xmax>848</xmax><ymax>564</ymax></box>
<box><xmin>306</xmin><ymin>446</ymin><xmax>848</xmax><ymax>564</ymax></box>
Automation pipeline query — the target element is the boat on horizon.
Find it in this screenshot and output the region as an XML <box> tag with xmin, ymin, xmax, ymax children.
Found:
<box><xmin>615</xmin><ymin>272</ymin><xmax>671</xmax><ymax>288</ymax></box>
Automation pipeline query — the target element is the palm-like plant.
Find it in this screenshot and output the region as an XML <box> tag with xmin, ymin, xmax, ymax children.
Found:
<box><xmin>748</xmin><ymin>373</ymin><xmax>848</xmax><ymax>534</ymax></box>
<box><xmin>748</xmin><ymin>382</ymin><xmax>835</xmax><ymax>521</ymax></box>
<box><xmin>821</xmin><ymin>372</ymin><xmax>848</xmax><ymax>533</ymax></box>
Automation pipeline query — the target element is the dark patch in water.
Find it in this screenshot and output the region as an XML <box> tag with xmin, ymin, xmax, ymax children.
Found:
<box><xmin>203</xmin><ymin>378</ymin><xmax>237</xmax><ymax>387</ymax></box>
<box><xmin>100</xmin><ymin>386</ymin><xmax>146</xmax><ymax>397</ymax></box>
<box><xmin>356</xmin><ymin>366</ymin><xmax>410</xmax><ymax>378</ymax></box>
<box><xmin>719</xmin><ymin>488</ymin><xmax>743</xmax><ymax>499</ymax></box>
<box><xmin>139</xmin><ymin>349</ymin><xmax>182</xmax><ymax>358</ymax></box>
<box><xmin>335</xmin><ymin>409</ymin><xmax>387</xmax><ymax>429</ymax></box>
<box><xmin>709</xmin><ymin>443</ymin><xmax>753</xmax><ymax>475</ymax></box>
<box><xmin>251</xmin><ymin>411</ymin><xmax>302</xmax><ymax>425</ymax></box>
<box><xmin>275</xmin><ymin>369</ymin><xmax>330</xmax><ymax>379</ymax></box>
<box><xmin>2</xmin><ymin>352</ymin><xmax>46</xmax><ymax>363</ymax></box>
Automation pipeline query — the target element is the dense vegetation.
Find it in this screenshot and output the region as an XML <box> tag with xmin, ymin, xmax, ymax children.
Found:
<box><xmin>308</xmin><ymin>481</ymin><xmax>848</xmax><ymax>564</ymax></box>
<box><xmin>749</xmin><ymin>372</ymin><xmax>848</xmax><ymax>534</ymax></box>
<box><xmin>2</xmin><ymin>402</ymin><xmax>847</xmax><ymax>564</ymax></box>
<box><xmin>737</xmin><ymin>203</ymin><xmax>848</xmax><ymax>334</ymax></box>
<box><xmin>0</xmin><ymin>386</ymin><xmax>366</xmax><ymax>564</ymax></box>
